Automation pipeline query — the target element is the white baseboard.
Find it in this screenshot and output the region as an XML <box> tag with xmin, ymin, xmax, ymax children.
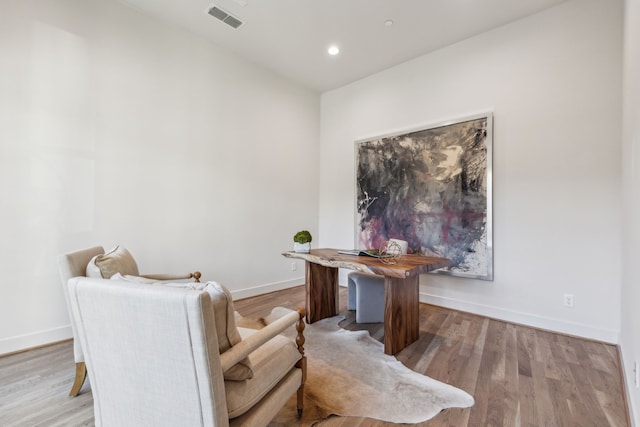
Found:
<box><xmin>0</xmin><ymin>279</ymin><xmax>305</xmax><ymax>357</ymax></box>
<box><xmin>3</xmin><ymin>282</ymin><xmax>615</xmax><ymax>358</ymax></box>
<box><xmin>231</xmin><ymin>278</ymin><xmax>304</xmax><ymax>301</ymax></box>
<box><xmin>0</xmin><ymin>325</ymin><xmax>72</xmax><ymax>356</ymax></box>
<box><xmin>619</xmin><ymin>349</ymin><xmax>640</xmax><ymax>427</ymax></box>
<box><xmin>420</xmin><ymin>292</ymin><xmax>619</xmax><ymax>344</ymax></box>
<box><xmin>340</xmin><ymin>282</ymin><xmax>617</xmax><ymax>343</ymax></box>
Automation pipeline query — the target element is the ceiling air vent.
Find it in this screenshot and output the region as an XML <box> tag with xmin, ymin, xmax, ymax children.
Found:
<box><xmin>208</xmin><ymin>6</ymin><xmax>244</xmax><ymax>29</ymax></box>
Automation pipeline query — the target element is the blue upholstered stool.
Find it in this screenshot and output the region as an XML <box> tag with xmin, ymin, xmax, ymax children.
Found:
<box><xmin>347</xmin><ymin>239</ymin><xmax>408</xmax><ymax>323</ymax></box>
<box><xmin>347</xmin><ymin>272</ymin><xmax>385</xmax><ymax>323</ymax></box>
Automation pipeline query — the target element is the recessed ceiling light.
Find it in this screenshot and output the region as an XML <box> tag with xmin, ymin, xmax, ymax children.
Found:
<box><xmin>328</xmin><ymin>46</ymin><xmax>340</xmax><ymax>55</ymax></box>
<box><xmin>384</xmin><ymin>19</ymin><xmax>394</xmax><ymax>27</ymax></box>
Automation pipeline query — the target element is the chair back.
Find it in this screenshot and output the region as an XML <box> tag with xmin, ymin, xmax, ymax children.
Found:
<box><xmin>57</xmin><ymin>246</ymin><xmax>105</xmax><ymax>363</ymax></box>
<box><xmin>67</xmin><ymin>277</ymin><xmax>229</xmax><ymax>427</ymax></box>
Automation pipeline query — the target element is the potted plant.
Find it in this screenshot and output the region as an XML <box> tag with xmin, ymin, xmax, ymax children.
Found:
<box><xmin>293</xmin><ymin>230</ymin><xmax>312</xmax><ymax>253</ymax></box>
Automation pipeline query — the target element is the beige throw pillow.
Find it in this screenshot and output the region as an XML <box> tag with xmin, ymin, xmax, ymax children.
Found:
<box><xmin>204</xmin><ymin>282</ymin><xmax>253</xmax><ymax>381</ymax></box>
<box><xmin>86</xmin><ymin>246</ymin><xmax>140</xmax><ymax>279</ymax></box>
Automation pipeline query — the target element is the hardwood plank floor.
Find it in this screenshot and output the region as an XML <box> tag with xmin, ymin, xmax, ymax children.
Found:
<box><xmin>0</xmin><ymin>285</ymin><xmax>630</xmax><ymax>427</ymax></box>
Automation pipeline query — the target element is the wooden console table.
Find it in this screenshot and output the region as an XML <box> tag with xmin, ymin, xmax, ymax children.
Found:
<box><xmin>282</xmin><ymin>248</ymin><xmax>450</xmax><ymax>355</ymax></box>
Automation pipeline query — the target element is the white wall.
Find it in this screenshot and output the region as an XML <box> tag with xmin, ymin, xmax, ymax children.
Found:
<box><xmin>320</xmin><ymin>0</ymin><xmax>622</xmax><ymax>343</ymax></box>
<box><xmin>0</xmin><ymin>0</ymin><xmax>319</xmax><ymax>354</ymax></box>
<box><xmin>622</xmin><ymin>0</ymin><xmax>640</xmax><ymax>423</ymax></box>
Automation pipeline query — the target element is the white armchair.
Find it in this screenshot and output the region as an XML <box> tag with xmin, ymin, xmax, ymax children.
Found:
<box><xmin>57</xmin><ymin>245</ymin><xmax>201</xmax><ymax>396</ymax></box>
<box><xmin>67</xmin><ymin>277</ymin><xmax>306</xmax><ymax>427</ymax></box>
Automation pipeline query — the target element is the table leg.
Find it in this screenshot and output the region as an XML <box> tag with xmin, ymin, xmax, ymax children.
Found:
<box><xmin>383</xmin><ymin>275</ymin><xmax>420</xmax><ymax>355</ymax></box>
<box><xmin>305</xmin><ymin>261</ymin><xmax>339</xmax><ymax>323</ymax></box>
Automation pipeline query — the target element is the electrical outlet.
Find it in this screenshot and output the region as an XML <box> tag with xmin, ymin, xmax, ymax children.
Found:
<box><xmin>563</xmin><ymin>293</ymin><xmax>574</xmax><ymax>308</ymax></box>
<box><xmin>635</xmin><ymin>361</ymin><xmax>639</xmax><ymax>388</ymax></box>
<box><xmin>291</xmin><ymin>262</ymin><xmax>297</xmax><ymax>271</ymax></box>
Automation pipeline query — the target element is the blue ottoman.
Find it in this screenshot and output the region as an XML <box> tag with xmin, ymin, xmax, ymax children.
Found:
<box><xmin>347</xmin><ymin>272</ymin><xmax>385</xmax><ymax>323</ymax></box>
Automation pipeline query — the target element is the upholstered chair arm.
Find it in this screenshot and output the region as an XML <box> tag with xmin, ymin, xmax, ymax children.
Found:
<box><xmin>140</xmin><ymin>271</ymin><xmax>201</xmax><ymax>282</ymax></box>
<box><xmin>220</xmin><ymin>308</ymin><xmax>304</xmax><ymax>373</ymax></box>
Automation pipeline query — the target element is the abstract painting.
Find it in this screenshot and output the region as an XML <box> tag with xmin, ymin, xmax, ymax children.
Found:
<box><xmin>355</xmin><ymin>113</ymin><xmax>493</xmax><ymax>280</ymax></box>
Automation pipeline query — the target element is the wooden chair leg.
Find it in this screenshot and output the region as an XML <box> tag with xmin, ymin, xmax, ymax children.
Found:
<box><xmin>69</xmin><ymin>362</ymin><xmax>87</xmax><ymax>397</ymax></box>
<box><xmin>295</xmin><ymin>308</ymin><xmax>306</xmax><ymax>416</ymax></box>
<box><xmin>296</xmin><ymin>358</ymin><xmax>306</xmax><ymax>417</ymax></box>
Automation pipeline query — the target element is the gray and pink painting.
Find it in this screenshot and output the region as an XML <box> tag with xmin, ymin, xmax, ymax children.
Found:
<box><xmin>356</xmin><ymin>116</ymin><xmax>492</xmax><ymax>280</ymax></box>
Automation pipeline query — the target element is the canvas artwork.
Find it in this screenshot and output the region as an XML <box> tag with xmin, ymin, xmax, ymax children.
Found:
<box><xmin>355</xmin><ymin>113</ymin><xmax>493</xmax><ymax>280</ymax></box>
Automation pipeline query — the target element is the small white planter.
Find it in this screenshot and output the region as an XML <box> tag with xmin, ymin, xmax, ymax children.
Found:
<box><xmin>294</xmin><ymin>242</ymin><xmax>310</xmax><ymax>253</ymax></box>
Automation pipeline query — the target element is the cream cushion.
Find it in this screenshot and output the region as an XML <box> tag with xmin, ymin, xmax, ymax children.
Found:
<box><xmin>86</xmin><ymin>245</ymin><xmax>139</xmax><ymax>279</ymax></box>
<box><xmin>203</xmin><ymin>282</ymin><xmax>253</xmax><ymax>381</ymax></box>
<box><xmin>225</xmin><ymin>328</ymin><xmax>302</xmax><ymax>418</ymax></box>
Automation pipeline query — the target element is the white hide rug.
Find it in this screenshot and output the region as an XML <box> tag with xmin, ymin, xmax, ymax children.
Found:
<box><xmin>240</xmin><ymin>308</ymin><xmax>474</xmax><ymax>426</ymax></box>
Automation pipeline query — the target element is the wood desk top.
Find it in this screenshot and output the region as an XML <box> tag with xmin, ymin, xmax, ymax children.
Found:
<box><xmin>282</xmin><ymin>248</ymin><xmax>450</xmax><ymax>279</ymax></box>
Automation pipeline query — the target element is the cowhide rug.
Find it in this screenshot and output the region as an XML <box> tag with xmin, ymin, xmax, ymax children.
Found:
<box><xmin>237</xmin><ymin>308</ymin><xmax>474</xmax><ymax>426</ymax></box>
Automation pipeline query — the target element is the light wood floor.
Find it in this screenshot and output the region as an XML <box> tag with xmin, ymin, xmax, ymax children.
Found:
<box><xmin>0</xmin><ymin>285</ymin><xmax>630</xmax><ymax>427</ymax></box>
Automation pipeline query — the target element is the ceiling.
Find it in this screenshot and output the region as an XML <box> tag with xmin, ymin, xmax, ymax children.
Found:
<box><xmin>118</xmin><ymin>0</ymin><xmax>568</xmax><ymax>93</ymax></box>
